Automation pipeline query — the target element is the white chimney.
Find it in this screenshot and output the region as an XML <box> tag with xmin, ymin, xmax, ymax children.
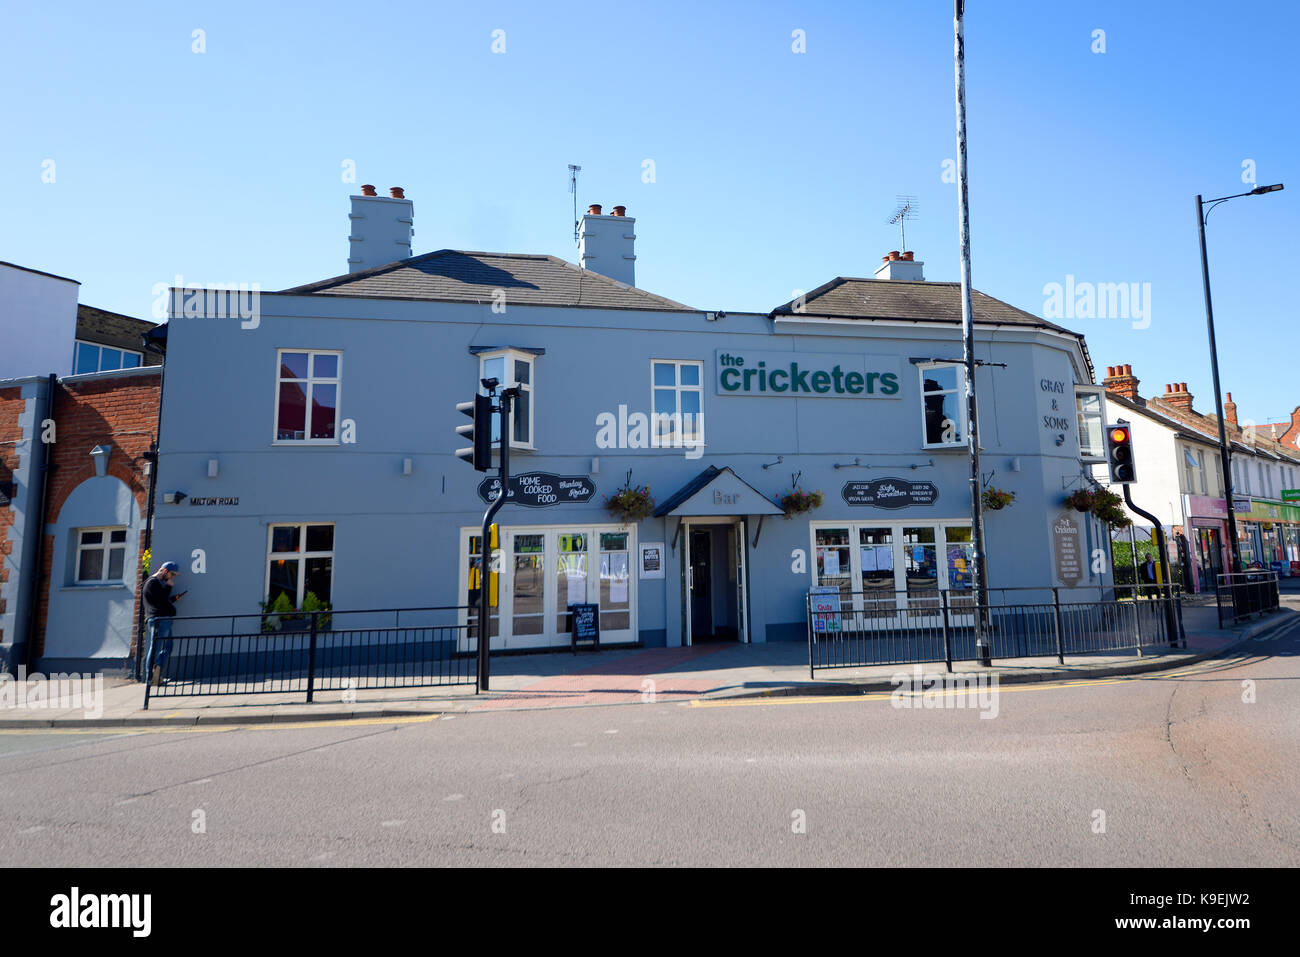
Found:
<box><xmin>873</xmin><ymin>250</ymin><xmax>924</xmax><ymax>281</ymax></box>
<box><xmin>578</xmin><ymin>204</ymin><xmax>636</xmax><ymax>286</ymax></box>
<box><xmin>348</xmin><ymin>186</ymin><xmax>414</xmax><ymax>272</ymax></box>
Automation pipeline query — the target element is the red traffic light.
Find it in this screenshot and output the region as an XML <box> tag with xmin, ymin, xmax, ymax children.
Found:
<box><xmin>1110</xmin><ymin>427</ymin><xmax>1130</xmax><ymax>444</ymax></box>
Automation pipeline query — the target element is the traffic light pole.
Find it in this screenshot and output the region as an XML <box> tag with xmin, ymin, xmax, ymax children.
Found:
<box><xmin>1122</xmin><ymin>485</ymin><xmax>1179</xmax><ymax>647</ymax></box>
<box><xmin>476</xmin><ymin>387</ymin><xmax>517</xmax><ymax>693</ymax></box>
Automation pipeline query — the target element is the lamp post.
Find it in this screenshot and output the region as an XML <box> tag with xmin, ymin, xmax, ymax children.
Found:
<box><xmin>1196</xmin><ymin>183</ymin><xmax>1283</xmax><ymax>574</ymax></box>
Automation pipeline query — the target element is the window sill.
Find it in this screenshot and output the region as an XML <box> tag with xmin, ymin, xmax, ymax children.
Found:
<box><xmin>272</xmin><ymin>440</ymin><xmax>342</xmax><ymax>447</ymax></box>
<box><xmin>62</xmin><ymin>583</ymin><xmax>132</xmax><ymax>592</ymax></box>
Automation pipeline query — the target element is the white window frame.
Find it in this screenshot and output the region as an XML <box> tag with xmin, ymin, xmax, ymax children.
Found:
<box><xmin>1074</xmin><ymin>385</ymin><xmax>1107</xmax><ymax>463</ymax></box>
<box><xmin>650</xmin><ymin>359</ymin><xmax>705</xmax><ymax>450</ymax></box>
<box><xmin>478</xmin><ymin>350</ymin><xmax>535</xmax><ymax>450</ymax></box>
<box><xmin>75</xmin><ymin>526</ymin><xmax>129</xmax><ymax>584</ymax></box>
<box><xmin>73</xmin><ymin>340</ymin><xmax>143</xmax><ymax>375</ymax></box>
<box><xmin>264</xmin><ymin>522</ymin><xmax>336</xmax><ymax>607</ymax></box>
<box><xmin>273</xmin><ymin>349</ymin><xmax>342</xmax><ymax>445</ymax></box>
<box><xmin>918</xmin><ymin>362</ymin><xmax>967</xmax><ymax>449</ymax></box>
<box><xmin>457</xmin><ymin>522</ymin><xmax>637</xmax><ymax>650</ymax></box>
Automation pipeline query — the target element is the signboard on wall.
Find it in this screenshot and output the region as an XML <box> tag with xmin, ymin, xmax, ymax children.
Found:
<box><xmin>478</xmin><ymin>473</ymin><xmax>596</xmax><ymax>507</ymax></box>
<box><xmin>842</xmin><ymin>479</ymin><xmax>938</xmax><ymax>508</ymax></box>
<box><xmin>715</xmin><ymin>350</ymin><xmax>903</xmax><ymax>398</ymax></box>
<box><xmin>639</xmin><ymin>542</ymin><xmax>665</xmax><ymax>580</ymax></box>
<box><xmin>1053</xmin><ymin>514</ymin><xmax>1083</xmax><ymax>586</ymax></box>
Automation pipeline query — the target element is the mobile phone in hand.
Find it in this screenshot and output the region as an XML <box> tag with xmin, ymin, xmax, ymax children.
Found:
<box><xmin>174</xmin><ymin>590</ymin><xmax>188</xmax><ymax>600</ymax></box>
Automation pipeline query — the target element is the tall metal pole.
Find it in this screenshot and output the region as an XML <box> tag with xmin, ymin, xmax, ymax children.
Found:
<box><xmin>1196</xmin><ymin>194</ymin><xmax>1240</xmax><ymax>574</ymax></box>
<box><xmin>954</xmin><ymin>0</ymin><xmax>990</xmax><ymax>665</ymax></box>
<box><xmin>476</xmin><ymin>387</ymin><xmax>516</xmax><ymax>693</ymax></box>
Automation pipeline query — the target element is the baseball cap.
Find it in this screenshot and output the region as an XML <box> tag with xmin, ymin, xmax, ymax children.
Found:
<box><xmin>160</xmin><ymin>561</ymin><xmax>179</xmax><ymax>573</ymax></box>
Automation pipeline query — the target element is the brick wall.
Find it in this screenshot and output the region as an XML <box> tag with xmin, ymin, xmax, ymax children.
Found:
<box><xmin>0</xmin><ymin>386</ymin><xmax>27</xmax><ymax>644</ymax></box>
<box><xmin>31</xmin><ymin>372</ymin><xmax>160</xmax><ymax>658</ymax></box>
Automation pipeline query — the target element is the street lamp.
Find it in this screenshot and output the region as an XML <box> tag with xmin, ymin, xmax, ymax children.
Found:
<box><xmin>1196</xmin><ymin>183</ymin><xmax>1284</xmax><ymax>573</ymax></box>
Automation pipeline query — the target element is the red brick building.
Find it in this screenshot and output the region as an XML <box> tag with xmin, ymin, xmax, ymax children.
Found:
<box><xmin>0</xmin><ymin>366</ymin><xmax>161</xmax><ymax>672</ymax></box>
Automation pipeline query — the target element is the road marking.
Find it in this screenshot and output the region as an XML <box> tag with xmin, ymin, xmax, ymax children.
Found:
<box><xmin>0</xmin><ymin>714</ymin><xmax>442</xmax><ymax>736</ymax></box>
<box><xmin>691</xmin><ymin>677</ymin><xmax>1128</xmax><ymax>709</ymax></box>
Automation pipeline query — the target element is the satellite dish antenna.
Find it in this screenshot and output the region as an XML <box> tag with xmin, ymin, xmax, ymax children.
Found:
<box><xmin>888</xmin><ymin>195</ymin><xmax>919</xmax><ymax>252</ymax></box>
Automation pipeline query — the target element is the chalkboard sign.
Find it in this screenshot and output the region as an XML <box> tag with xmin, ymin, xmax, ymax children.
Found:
<box><xmin>842</xmin><ymin>478</ymin><xmax>938</xmax><ymax>508</ymax></box>
<box><xmin>569</xmin><ymin>603</ymin><xmax>600</xmax><ymax>653</ymax></box>
<box><xmin>479</xmin><ymin>472</ymin><xmax>597</xmax><ymax>507</ymax></box>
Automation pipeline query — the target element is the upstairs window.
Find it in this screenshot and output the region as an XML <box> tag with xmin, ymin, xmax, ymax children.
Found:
<box><xmin>275</xmin><ymin>350</ymin><xmax>341</xmax><ymax>443</ymax></box>
<box><xmin>1074</xmin><ymin>385</ymin><xmax>1107</xmax><ymax>462</ymax></box>
<box><xmin>918</xmin><ymin>363</ymin><xmax>966</xmax><ymax>448</ymax></box>
<box><xmin>74</xmin><ymin>341</ymin><xmax>143</xmax><ymax>375</ymax></box>
<box><xmin>479</xmin><ymin>350</ymin><xmax>534</xmax><ymax>449</ymax></box>
<box><xmin>651</xmin><ymin>359</ymin><xmax>704</xmax><ymax>448</ymax></box>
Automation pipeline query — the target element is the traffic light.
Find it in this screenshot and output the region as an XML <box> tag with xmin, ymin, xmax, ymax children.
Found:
<box><xmin>1105</xmin><ymin>423</ymin><xmax>1136</xmax><ymax>484</ymax></box>
<box><xmin>456</xmin><ymin>394</ymin><xmax>493</xmax><ymax>471</ymax></box>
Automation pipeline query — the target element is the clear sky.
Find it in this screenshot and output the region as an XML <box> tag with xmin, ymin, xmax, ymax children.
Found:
<box><xmin>3</xmin><ymin>1</ymin><xmax>1295</xmax><ymax>423</ymax></box>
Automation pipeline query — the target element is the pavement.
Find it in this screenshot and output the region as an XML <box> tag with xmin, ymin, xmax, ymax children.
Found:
<box><xmin>2</xmin><ymin>600</ymin><xmax>1295</xmax><ymax>728</ymax></box>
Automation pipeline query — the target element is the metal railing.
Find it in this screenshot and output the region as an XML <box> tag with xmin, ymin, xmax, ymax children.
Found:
<box><xmin>807</xmin><ymin>585</ymin><xmax>1184</xmax><ymax>675</ymax></box>
<box><xmin>142</xmin><ymin>606</ymin><xmax>478</xmax><ymax>708</ymax></box>
<box><xmin>1215</xmin><ymin>572</ymin><xmax>1280</xmax><ymax>627</ymax></box>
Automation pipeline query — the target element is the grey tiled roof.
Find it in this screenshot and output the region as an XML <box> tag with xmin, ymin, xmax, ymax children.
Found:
<box><xmin>771</xmin><ymin>278</ymin><xmax>1081</xmax><ymax>336</ymax></box>
<box><xmin>279</xmin><ymin>250</ymin><xmax>697</xmax><ymax>313</ymax></box>
<box><xmin>76</xmin><ymin>305</ymin><xmax>163</xmax><ymax>365</ymax></box>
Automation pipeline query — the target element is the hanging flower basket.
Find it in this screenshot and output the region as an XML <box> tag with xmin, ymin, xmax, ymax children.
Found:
<box><xmin>981</xmin><ymin>487</ymin><xmax>1015</xmax><ymax>511</ymax></box>
<box><xmin>604</xmin><ymin>482</ymin><xmax>655</xmax><ymax>522</ymax></box>
<box><xmin>1090</xmin><ymin>488</ymin><xmax>1131</xmax><ymax>528</ymax></box>
<box><xmin>1064</xmin><ymin>489</ymin><xmax>1095</xmax><ymax>513</ymax></box>
<box><xmin>777</xmin><ymin>488</ymin><xmax>823</xmax><ymax>519</ymax></box>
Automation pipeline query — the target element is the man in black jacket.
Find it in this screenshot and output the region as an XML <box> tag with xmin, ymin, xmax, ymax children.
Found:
<box><xmin>144</xmin><ymin>561</ymin><xmax>183</xmax><ymax>686</ymax></box>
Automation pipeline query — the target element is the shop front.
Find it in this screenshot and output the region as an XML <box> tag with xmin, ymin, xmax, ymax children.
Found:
<box><xmin>1184</xmin><ymin>494</ymin><xmax>1229</xmax><ymax>592</ymax></box>
<box><xmin>1234</xmin><ymin>498</ymin><xmax>1300</xmax><ymax>573</ymax></box>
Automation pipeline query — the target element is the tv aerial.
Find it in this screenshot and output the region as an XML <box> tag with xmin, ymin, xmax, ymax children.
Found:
<box><xmin>889</xmin><ymin>195</ymin><xmax>919</xmax><ymax>252</ymax></box>
<box><xmin>568</xmin><ymin>164</ymin><xmax>582</xmax><ymax>243</ymax></box>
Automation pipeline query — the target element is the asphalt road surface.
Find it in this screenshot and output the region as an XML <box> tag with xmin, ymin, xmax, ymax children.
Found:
<box><xmin>2</xmin><ymin>619</ymin><xmax>1297</xmax><ymax>867</ymax></box>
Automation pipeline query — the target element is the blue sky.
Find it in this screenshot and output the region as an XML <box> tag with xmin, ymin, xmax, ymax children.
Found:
<box><xmin>3</xmin><ymin>1</ymin><xmax>1295</xmax><ymax>423</ymax></box>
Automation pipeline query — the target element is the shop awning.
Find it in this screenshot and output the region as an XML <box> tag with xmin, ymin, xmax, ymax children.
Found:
<box><xmin>653</xmin><ymin>465</ymin><xmax>783</xmax><ymax>517</ymax></box>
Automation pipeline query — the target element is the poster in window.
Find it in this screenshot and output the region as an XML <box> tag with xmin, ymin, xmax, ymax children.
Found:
<box><xmin>822</xmin><ymin>549</ymin><xmax>841</xmax><ymax>577</ymax></box>
<box><xmin>639</xmin><ymin>542</ymin><xmax>665</xmax><ymax>580</ymax></box>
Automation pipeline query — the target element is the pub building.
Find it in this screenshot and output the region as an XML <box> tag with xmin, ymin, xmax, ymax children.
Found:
<box><xmin>150</xmin><ymin>190</ymin><xmax>1107</xmax><ymax>651</ymax></box>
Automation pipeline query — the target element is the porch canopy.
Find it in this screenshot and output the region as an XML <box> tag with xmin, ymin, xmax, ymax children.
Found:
<box><xmin>655</xmin><ymin>466</ymin><xmax>782</xmax><ymax>546</ymax></box>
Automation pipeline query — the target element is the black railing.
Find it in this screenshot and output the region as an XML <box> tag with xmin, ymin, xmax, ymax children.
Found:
<box><xmin>806</xmin><ymin>585</ymin><xmax>1184</xmax><ymax>676</ymax></box>
<box><xmin>142</xmin><ymin>606</ymin><xmax>478</xmax><ymax>708</ymax></box>
<box><xmin>1215</xmin><ymin>572</ymin><xmax>1280</xmax><ymax>627</ymax></box>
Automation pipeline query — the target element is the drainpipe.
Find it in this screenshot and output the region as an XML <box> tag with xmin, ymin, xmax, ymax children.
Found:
<box><xmin>134</xmin><ymin>327</ymin><xmax>167</xmax><ymax>679</ymax></box>
<box><xmin>22</xmin><ymin>374</ymin><xmax>58</xmax><ymax>672</ymax></box>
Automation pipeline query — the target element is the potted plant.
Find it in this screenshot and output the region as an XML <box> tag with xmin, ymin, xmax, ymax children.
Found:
<box><xmin>1064</xmin><ymin>489</ymin><xmax>1095</xmax><ymax>512</ymax></box>
<box><xmin>981</xmin><ymin>487</ymin><xmax>1015</xmax><ymax>510</ymax></box>
<box><xmin>259</xmin><ymin>592</ymin><xmax>300</xmax><ymax>633</ymax></box>
<box><xmin>604</xmin><ymin>477</ymin><xmax>655</xmax><ymax>522</ymax></box>
<box><xmin>777</xmin><ymin>488</ymin><xmax>824</xmax><ymax>519</ymax></box>
<box><xmin>302</xmin><ymin>590</ymin><xmax>332</xmax><ymax>629</ymax></box>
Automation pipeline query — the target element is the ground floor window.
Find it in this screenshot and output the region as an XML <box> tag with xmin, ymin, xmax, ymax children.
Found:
<box><xmin>76</xmin><ymin>527</ymin><xmax>128</xmax><ymax>583</ymax></box>
<box><xmin>812</xmin><ymin>521</ymin><xmax>974</xmax><ymax>603</ymax></box>
<box><xmin>461</xmin><ymin>523</ymin><xmax>635</xmax><ymax>649</ymax></box>
<box><xmin>266</xmin><ymin>523</ymin><xmax>334</xmax><ymax>608</ymax></box>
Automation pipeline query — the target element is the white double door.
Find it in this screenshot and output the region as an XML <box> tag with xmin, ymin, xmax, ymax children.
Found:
<box><xmin>462</xmin><ymin>523</ymin><xmax>636</xmax><ymax>650</ymax></box>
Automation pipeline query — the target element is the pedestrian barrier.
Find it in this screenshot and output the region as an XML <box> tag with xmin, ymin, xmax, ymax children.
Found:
<box><xmin>1215</xmin><ymin>572</ymin><xmax>1280</xmax><ymax>627</ymax></box>
<box><xmin>806</xmin><ymin>585</ymin><xmax>1185</xmax><ymax>676</ymax></box>
<box><xmin>142</xmin><ymin>606</ymin><xmax>479</xmax><ymax>708</ymax></box>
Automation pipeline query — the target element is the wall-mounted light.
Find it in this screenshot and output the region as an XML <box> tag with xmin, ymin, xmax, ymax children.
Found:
<box><xmin>402</xmin><ymin>457</ymin><xmax>413</xmax><ymax>476</ymax></box>
<box><xmin>90</xmin><ymin>445</ymin><xmax>110</xmax><ymax>478</ymax></box>
<box><xmin>207</xmin><ymin>458</ymin><xmax>219</xmax><ymax>478</ymax></box>
<box><xmin>591</xmin><ymin>456</ymin><xmax>600</xmax><ymax>474</ymax></box>
<box><xmin>163</xmin><ymin>491</ymin><xmax>187</xmax><ymax>504</ymax></box>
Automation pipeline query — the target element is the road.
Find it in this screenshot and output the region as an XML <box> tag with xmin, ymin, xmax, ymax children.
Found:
<box><xmin>2</xmin><ymin>619</ymin><xmax>1297</xmax><ymax>867</ymax></box>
